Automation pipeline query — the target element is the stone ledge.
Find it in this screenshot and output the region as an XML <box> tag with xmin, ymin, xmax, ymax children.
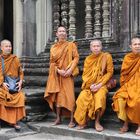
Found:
<box><xmin>27</xmin><ymin>121</ymin><xmax>140</xmax><ymax>140</ymax></box>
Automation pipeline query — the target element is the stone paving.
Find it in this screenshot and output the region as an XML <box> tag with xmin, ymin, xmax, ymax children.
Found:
<box><xmin>1</xmin><ymin>120</ymin><xmax>140</xmax><ymax>140</ymax></box>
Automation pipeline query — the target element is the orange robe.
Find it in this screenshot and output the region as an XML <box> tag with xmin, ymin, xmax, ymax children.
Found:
<box><xmin>44</xmin><ymin>41</ymin><xmax>79</xmax><ymax>114</ymax></box>
<box><xmin>0</xmin><ymin>54</ymin><xmax>25</xmax><ymax>124</ymax></box>
<box><xmin>112</xmin><ymin>53</ymin><xmax>140</xmax><ymax>124</ymax></box>
<box><xmin>74</xmin><ymin>52</ymin><xmax>114</xmax><ymax>125</ymax></box>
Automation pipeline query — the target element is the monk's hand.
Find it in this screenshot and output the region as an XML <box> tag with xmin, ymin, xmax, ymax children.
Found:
<box><xmin>64</xmin><ymin>68</ymin><xmax>72</xmax><ymax>77</ymax></box>
<box><xmin>16</xmin><ymin>80</ymin><xmax>23</xmax><ymax>92</ymax></box>
<box><xmin>57</xmin><ymin>69</ymin><xmax>66</xmax><ymax>77</ymax></box>
<box><xmin>90</xmin><ymin>84</ymin><xmax>96</xmax><ymax>92</ymax></box>
<box><xmin>92</xmin><ymin>83</ymin><xmax>102</xmax><ymax>92</ymax></box>
<box><xmin>2</xmin><ymin>82</ymin><xmax>9</xmax><ymax>90</ymax></box>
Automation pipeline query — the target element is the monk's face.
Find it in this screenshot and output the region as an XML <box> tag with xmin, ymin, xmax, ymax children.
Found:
<box><xmin>0</xmin><ymin>41</ymin><xmax>12</xmax><ymax>55</ymax></box>
<box><xmin>130</xmin><ymin>38</ymin><xmax>140</xmax><ymax>54</ymax></box>
<box><xmin>90</xmin><ymin>41</ymin><xmax>102</xmax><ymax>55</ymax></box>
<box><xmin>56</xmin><ymin>27</ymin><xmax>67</xmax><ymax>41</ymax></box>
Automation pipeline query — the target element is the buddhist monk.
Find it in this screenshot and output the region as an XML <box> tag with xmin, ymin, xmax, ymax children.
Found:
<box><xmin>112</xmin><ymin>37</ymin><xmax>140</xmax><ymax>136</ymax></box>
<box><xmin>0</xmin><ymin>39</ymin><xmax>25</xmax><ymax>130</ymax></box>
<box><xmin>74</xmin><ymin>39</ymin><xmax>114</xmax><ymax>131</ymax></box>
<box><xmin>44</xmin><ymin>26</ymin><xmax>79</xmax><ymax>128</ymax></box>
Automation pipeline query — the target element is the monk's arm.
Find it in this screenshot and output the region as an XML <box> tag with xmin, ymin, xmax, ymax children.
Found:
<box><xmin>69</xmin><ymin>43</ymin><xmax>79</xmax><ymax>71</ymax></box>
<box><xmin>101</xmin><ymin>54</ymin><xmax>114</xmax><ymax>85</ymax></box>
<box><xmin>0</xmin><ymin>66</ymin><xmax>4</xmax><ymax>85</ymax></box>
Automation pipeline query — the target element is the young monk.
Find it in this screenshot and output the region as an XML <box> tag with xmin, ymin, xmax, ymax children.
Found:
<box><xmin>74</xmin><ymin>39</ymin><xmax>114</xmax><ymax>131</ymax></box>
<box><xmin>0</xmin><ymin>39</ymin><xmax>25</xmax><ymax>130</ymax></box>
<box><xmin>44</xmin><ymin>26</ymin><xmax>79</xmax><ymax>128</ymax></box>
<box><xmin>112</xmin><ymin>36</ymin><xmax>140</xmax><ymax>136</ymax></box>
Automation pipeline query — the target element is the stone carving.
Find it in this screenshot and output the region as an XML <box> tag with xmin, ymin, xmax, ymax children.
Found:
<box><xmin>85</xmin><ymin>0</ymin><xmax>93</xmax><ymax>38</ymax></box>
<box><xmin>102</xmin><ymin>0</ymin><xmax>110</xmax><ymax>37</ymax></box>
<box><xmin>60</xmin><ymin>0</ymin><xmax>69</xmax><ymax>29</ymax></box>
<box><xmin>53</xmin><ymin>0</ymin><xmax>60</xmax><ymax>38</ymax></box>
<box><xmin>69</xmin><ymin>0</ymin><xmax>76</xmax><ymax>40</ymax></box>
<box><xmin>94</xmin><ymin>0</ymin><xmax>102</xmax><ymax>38</ymax></box>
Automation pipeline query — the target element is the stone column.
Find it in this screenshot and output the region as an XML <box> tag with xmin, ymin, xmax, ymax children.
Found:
<box><xmin>85</xmin><ymin>0</ymin><xmax>92</xmax><ymax>38</ymax></box>
<box><xmin>0</xmin><ymin>0</ymin><xmax>3</xmax><ymax>41</ymax></box>
<box><xmin>36</xmin><ymin>0</ymin><xmax>52</xmax><ymax>54</ymax></box>
<box><xmin>60</xmin><ymin>0</ymin><xmax>69</xmax><ymax>29</ymax></box>
<box><xmin>94</xmin><ymin>0</ymin><xmax>102</xmax><ymax>38</ymax></box>
<box><xmin>68</xmin><ymin>0</ymin><xmax>76</xmax><ymax>40</ymax></box>
<box><xmin>53</xmin><ymin>0</ymin><xmax>60</xmax><ymax>39</ymax></box>
<box><xmin>22</xmin><ymin>0</ymin><xmax>37</xmax><ymax>56</ymax></box>
<box><xmin>102</xmin><ymin>0</ymin><xmax>110</xmax><ymax>37</ymax></box>
<box><xmin>13</xmin><ymin>0</ymin><xmax>24</xmax><ymax>57</ymax></box>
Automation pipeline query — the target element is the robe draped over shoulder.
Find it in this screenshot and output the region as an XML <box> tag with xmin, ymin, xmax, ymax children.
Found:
<box><xmin>112</xmin><ymin>53</ymin><xmax>140</xmax><ymax>124</ymax></box>
<box><xmin>44</xmin><ymin>41</ymin><xmax>79</xmax><ymax>114</ymax></box>
<box><xmin>0</xmin><ymin>54</ymin><xmax>25</xmax><ymax>124</ymax></box>
<box><xmin>74</xmin><ymin>52</ymin><xmax>114</xmax><ymax>125</ymax></box>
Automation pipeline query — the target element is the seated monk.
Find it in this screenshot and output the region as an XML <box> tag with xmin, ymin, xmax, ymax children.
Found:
<box><xmin>0</xmin><ymin>40</ymin><xmax>25</xmax><ymax>130</ymax></box>
<box><xmin>112</xmin><ymin>36</ymin><xmax>140</xmax><ymax>136</ymax></box>
<box><xmin>74</xmin><ymin>39</ymin><xmax>114</xmax><ymax>131</ymax></box>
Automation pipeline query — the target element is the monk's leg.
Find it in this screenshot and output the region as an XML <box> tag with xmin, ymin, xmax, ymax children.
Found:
<box><xmin>95</xmin><ymin>109</ymin><xmax>104</xmax><ymax>132</ymax></box>
<box><xmin>135</xmin><ymin>125</ymin><xmax>140</xmax><ymax>136</ymax></box>
<box><xmin>53</xmin><ymin>107</ymin><xmax>61</xmax><ymax>125</ymax></box>
<box><xmin>120</xmin><ymin>120</ymin><xmax>129</xmax><ymax>133</ymax></box>
<box><xmin>68</xmin><ymin>111</ymin><xmax>76</xmax><ymax>128</ymax></box>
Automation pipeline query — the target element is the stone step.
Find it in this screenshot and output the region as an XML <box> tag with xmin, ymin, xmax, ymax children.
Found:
<box><xmin>26</xmin><ymin>121</ymin><xmax>140</xmax><ymax>140</ymax></box>
<box><xmin>0</xmin><ymin>122</ymin><xmax>36</xmax><ymax>140</ymax></box>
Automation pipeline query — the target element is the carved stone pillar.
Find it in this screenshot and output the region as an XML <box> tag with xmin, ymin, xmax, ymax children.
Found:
<box><xmin>60</xmin><ymin>0</ymin><xmax>69</xmax><ymax>29</ymax></box>
<box><xmin>94</xmin><ymin>0</ymin><xmax>102</xmax><ymax>38</ymax></box>
<box><xmin>85</xmin><ymin>0</ymin><xmax>92</xmax><ymax>38</ymax></box>
<box><xmin>69</xmin><ymin>0</ymin><xmax>76</xmax><ymax>40</ymax></box>
<box><xmin>53</xmin><ymin>0</ymin><xmax>60</xmax><ymax>38</ymax></box>
<box><xmin>102</xmin><ymin>0</ymin><xmax>110</xmax><ymax>37</ymax></box>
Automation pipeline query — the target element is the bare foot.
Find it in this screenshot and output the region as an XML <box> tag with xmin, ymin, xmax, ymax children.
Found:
<box><xmin>95</xmin><ymin>122</ymin><xmax>104</xmax><ymax>132</ymax></box>
<box><xmin>13</xmin><ymin>124</ymin><xmax>21</xmax><ymax>131</ymax></box>
<box><xmin>77</xmin><ymin>124</ymin><xmax>87</xmax><ymax>130</ymax></box>
<box><xmin>119</xmin><ymin>126</ymin><xmax>128</xmax><ymax>134</ymax></box>
<box><xmin>136</xmin><ymin>126</ymin><xmax>140</xmax><ymax>136</ymax></box>
<box><xmin>52</xmin><ymin>119</ymin><xmax>61</xmax><ymax>126</ymax></box>
<box><xmin>68</xmin><ymin>122</ymin><xmax>76</xmax><ymax>128</ymax></box>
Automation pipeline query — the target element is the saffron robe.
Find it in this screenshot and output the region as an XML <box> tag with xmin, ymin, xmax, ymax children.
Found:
<box><xmin>0</xmin><ymin>54</ymin><xmax>25</xmax><ymax>124</ymax></box>
<box><xmin>44</xmin><ymin>41</ymin><xmax>79</xmax><ymax>114</ymax></box>
<box><xmin>74</xmin><ymin>52</ymin><xmax>114</xmax><ymax>125</ymax></box>
<box><xmin>112</xmin><ymin>53</ymin><xmax>140</xmax><ymax>124</ymax></box>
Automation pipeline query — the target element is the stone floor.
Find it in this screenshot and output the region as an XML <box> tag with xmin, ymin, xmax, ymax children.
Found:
<box><xmin>1</xmin><ymin>120</ymin><xmax>140</xmax><ymax>140</ymax></box>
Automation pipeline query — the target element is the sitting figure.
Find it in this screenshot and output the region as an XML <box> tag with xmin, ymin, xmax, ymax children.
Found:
<box><xmin>0</xmin><ymin>39</ymin><xmax>25</xmax><ymax>130</ymax></box>
<box><xmin>112</xmin><ymin>36</ymin><xmax>140</xmax><ymax>136</ymax></box>
<box><xmin>74</xmin><ymin>39</ymin><xmax>114</xmax><ymax>131</ymax></box>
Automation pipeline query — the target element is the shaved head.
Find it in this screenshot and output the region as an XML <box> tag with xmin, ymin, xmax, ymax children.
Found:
<box><xmin>0</xmin><ymin>39</ymin><xmax>11</xmax><ymax>47</ymax></box>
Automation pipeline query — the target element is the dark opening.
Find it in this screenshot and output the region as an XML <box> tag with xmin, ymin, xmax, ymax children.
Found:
<box><xmin>3</xmin><ymin>0</ymin><xmax>13</xmax><ymax>45</ymax></box>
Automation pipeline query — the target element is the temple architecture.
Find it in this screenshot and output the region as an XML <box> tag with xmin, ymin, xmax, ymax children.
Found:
<box><xmin>0</xmin><ymin>0</ymin><xmax>140</xmax><ymax>56</ymax></box>
<box><xmin>0</xmin><ymin>0</ymin><xmax>140</xmax><ymax>120</ymax></box>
